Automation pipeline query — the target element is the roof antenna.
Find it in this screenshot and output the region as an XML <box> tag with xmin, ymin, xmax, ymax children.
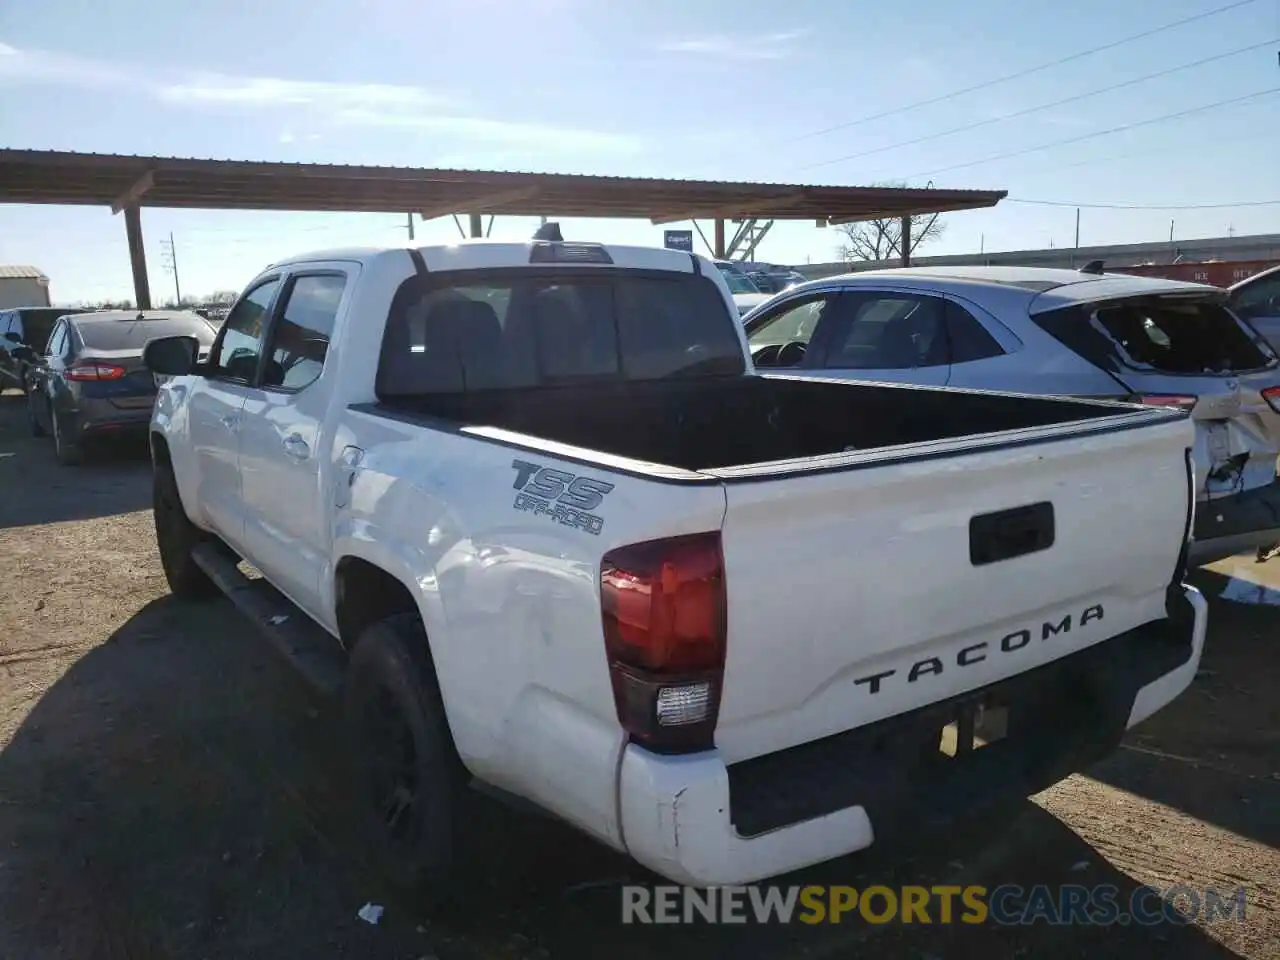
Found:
<box><xmin>532</xmin><ymin>221</ymin><xmax>563</xmax><ymax>242</ymax></box>
<box><xmin>1080</xmin><ymin>259</ymin><xmax>1105</xmax><ymax>275</ymax></box>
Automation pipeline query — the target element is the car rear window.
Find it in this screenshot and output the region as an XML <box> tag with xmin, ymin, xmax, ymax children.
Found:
<box><xmin>1033</xmin><ymin>296</ymin><xmax>1277</xmax><ymax>376</ymax></box>
<box><xmin>377</xmin><ymin>270</ymin><xmax>744</xmax><ymax>396</ymax></box>
<box><xmin>77</xmin><ymin>316</ymin><xmax>216</xmax><ymax>351</ymax></box>
<box><xmin>1092</xmin><ymin>299</ymin><xmax>1274</xmax><ymax>374</ymax></box>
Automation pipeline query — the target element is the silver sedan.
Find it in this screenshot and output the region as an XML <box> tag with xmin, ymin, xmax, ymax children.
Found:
<box><xmin>742</xmin><ymin>265</ymin><xmax>1280</xmax><ymax>566</ymax></box>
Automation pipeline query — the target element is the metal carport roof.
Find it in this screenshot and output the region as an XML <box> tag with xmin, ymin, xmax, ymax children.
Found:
<box><xmin>0</xmin><ymin>149</ymin><xmax>1006</xmax><ymax>306</ymax></box>
<box><xmin>0</xmin><ymin>149</ymin><xmax>1005</xmax><ymax>224</ymax></box>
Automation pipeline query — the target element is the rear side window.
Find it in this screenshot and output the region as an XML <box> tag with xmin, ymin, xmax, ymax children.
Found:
<box><xmin>76</xmin><ymin>316</ymin><xmax>215</xmax><ymax>351</ymax></box>
<box><xmin>1093</xmin><ymin>299</ymin><xmax>1274</xmax><ymax>374</ymax></box>
<box><xmin>262</xmin><ymin>274</ymin><xmax>345</xmax><ymax>391</ymax></box>
<box><xmin>946</xmin><ymin>302</ymin><xmax>1004</xmax><ymax>363</ymax></box>
<box><xmin>825</xmin><ymin>293</ymin><xmax>947</xmax><ymax>370</ymax></box>
<box><xmin>47</xmin><ymin>324</ymin><xmax>68</xmax><ymax>358</ymax></box>
<box><xmin>1233</xmin><ymin>273</ymin><xmax>1280</xmax><ymax>319</ymax></box>
<box><xmin>377</xmin><ymin>270</ymin><xmax>743</xmax><ymax>396</ymax></box>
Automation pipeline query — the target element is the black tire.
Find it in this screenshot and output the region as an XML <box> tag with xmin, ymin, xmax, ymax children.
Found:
<box><xmin>26</xmin><ymin>384</ymin><xmax>45</xmax><ymax>438</ymax></box>
<box><xmin>51</xmin><ymin>409</ymin><xmax>83</xmax><ymax>466</ymax></box>
<box><xmin>153</xmin><ymin>464</ymin><xmax>218</xmax><ymax>599</ymax></box>
<box><xmin>344</xmin><ymin>613</ymin><xmax>479</xmax><ymax>900</ymax></box>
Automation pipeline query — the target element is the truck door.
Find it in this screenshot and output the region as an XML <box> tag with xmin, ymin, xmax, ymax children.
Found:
<box><xmin>237</xmin><ymin>266</ymin><xmax>352</xmax><ymax>621</ymax></box>
<box><xmin>187</xmin><ymin>276</ymin><xmax>282</xmax><ymax>552</ymax></box>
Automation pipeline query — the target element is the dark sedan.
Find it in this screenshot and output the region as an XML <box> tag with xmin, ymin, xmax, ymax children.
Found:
<box><xmin>27</xmin><ymin>310</ymin><xmax>216</xmax><ymax>465</ymax></box>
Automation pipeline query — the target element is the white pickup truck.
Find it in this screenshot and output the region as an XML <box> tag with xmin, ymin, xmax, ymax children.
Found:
<box><xmin>142</xmin><ymin>235</ymin><xmax>1208</xmax><ymax>891</ymax></box>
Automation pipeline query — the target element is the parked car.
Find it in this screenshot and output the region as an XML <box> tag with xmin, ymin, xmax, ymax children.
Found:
<box><xmin>27</xmin><ymin>309</ymin><xmax>216</xmax><ymax>464</ymax></box>
<box><xmin>1228</xmin><ymin>263</ymin><xmax>1280</xmax><ymax>352</ymax></box>
<box><xmin>0</xmin><ymin>306</ymin><xmax>86</xmax><ymax>393</ymax></box>
<box><xmin>742</xmin><ymin>264</ymin><xmax>1280</xmax><ymax>566</ymax></box>
<box><xmin>711</xmin><ymin>260</ymin><xmax>771</xmax><ymax>316</ymax></box>
<box><xmin>748</xmin><ymin>269</ymin><xmax>808</xmax><ymax>294</ymax></box>
<box><xmin>141</xmin><ymin>236</ymin><xmax>1205</xmax><ymax>891</ymax></box>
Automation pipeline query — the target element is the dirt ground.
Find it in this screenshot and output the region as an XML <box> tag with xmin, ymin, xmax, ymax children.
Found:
<box><xmin>0</xmin><ymin>387</ymin><xmax>1276</xmax><ymax>960</ymax></box>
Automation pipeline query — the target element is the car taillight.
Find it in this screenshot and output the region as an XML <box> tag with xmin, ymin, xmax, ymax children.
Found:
<box><xmin>1262</xmin><ymin>386</ymin><xmax>1280</xmax><ymax>413</ymax></box>
<box><xmin>66</xmin><ymin>362</ymin><xmax>126</xmax><ymax>381</ymax></box>
<box><xmin>1129</xmin><ymin>393</ymin><xmax>1196</xmax><ymax>411</ymax></box>
<box><xmin>600</xmin><ymin>532</ymin><xmax>726</xmax><ymax>755</ymax></box>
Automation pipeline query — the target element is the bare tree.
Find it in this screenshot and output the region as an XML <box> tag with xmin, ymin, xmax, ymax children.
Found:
<box><xmin>835</xmin><ymin>182</ymin><xmax>948</xmax><ymax>263</ymax></box>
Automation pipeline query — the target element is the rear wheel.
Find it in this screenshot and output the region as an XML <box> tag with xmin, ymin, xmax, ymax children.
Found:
<box><xmin>153</xmin><ymin>464</ymin><xmax>217</xmax><ymax>599</ymax></box>
<box><xmin>344</xmin><ymin>613</ymin><xmax>480</xmax><ymax>900</ymax></box>
<box><xmin>51</xmin><ymin>410</ymin><xmax>83</xmax><ymax>466</ymax></box>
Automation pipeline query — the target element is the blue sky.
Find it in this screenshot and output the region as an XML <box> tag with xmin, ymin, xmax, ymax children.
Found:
<box><xmin>0</xmin><ymin>0</ymin><xmax>1277</xmax><ymax>303</ymax></box>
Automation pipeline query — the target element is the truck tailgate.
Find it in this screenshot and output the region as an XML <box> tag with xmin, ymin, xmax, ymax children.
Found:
<box><xmin>708</xmin><ymin>411</ymin><xmax>1194</xmax><ymax>764</ymax></box>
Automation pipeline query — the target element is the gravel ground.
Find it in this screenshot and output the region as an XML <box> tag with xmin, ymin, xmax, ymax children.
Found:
<box><xmin>0</xmin><ymin>387</ymin><xmax>1276</xmax><ymax>960</ymax></box>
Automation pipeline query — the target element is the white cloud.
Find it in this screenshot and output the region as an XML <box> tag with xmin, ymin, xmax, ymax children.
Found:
<box><xmin>157</xmin><ymin>74</ymin><xmax>452</xmax><ymax>112</ymax></box>
<box><xmin>0</xmin><ymin>41</ymin><xmax>132</xmax><ymax>87</ymax></box>
<box><xmin>659</xmin><ymin>29</ymin><xmax>810</xmax><ymax>61</ymax></box>
<box><xmin>331</xmin><ymin>108</ymin><xmax>640</xmax><ymax>154</ymax></box>
<box><xmin>0</xmin><ymin>40</ymin><xmax>631</xmax><ymax>156</ymax></box>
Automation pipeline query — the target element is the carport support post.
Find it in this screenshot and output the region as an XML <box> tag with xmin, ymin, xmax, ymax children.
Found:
<box><xmin>124</xmin><ymin>203</ymin><xmax>152</xmax><ymax>310</ymax></box>
<box><xmin>469</xmin><ymin>213</ymin><xmax>483</xmax><ymax>238</ymax></box>
<box><xmin>899</xmin><ymin>214</ymin><xmax>912</xmax><ymax>268</ymax></box>
<box><xmin>713</xmin><ymin>219</ymin><xmax>725</xmax><ymax>258</ymax></box>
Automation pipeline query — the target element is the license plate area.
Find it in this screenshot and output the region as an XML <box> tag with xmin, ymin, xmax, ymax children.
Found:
<box><xmin>939</xmin><ymin>699</ymin><xmax>1010</xmax><ymax>758</ymax></box>
<box><xmin>1204</xmin><ymin>421</ymin><xmax>1231</xmax><ymax>464</ymax></box>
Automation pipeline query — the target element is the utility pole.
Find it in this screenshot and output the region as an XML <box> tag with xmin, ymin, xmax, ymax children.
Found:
<box><xmin>1074</xmin><ymin>208</ymin><xmax>1081</xmax><ymax>250</ymax></box>
<box><xmin>159</xmin><ymin>232</ymin><xmax>181</xmax><ymax>306</ymax></box>
<box><xmin>405</xmin><ymin>212</ymin><xmax>415</xmax><ymax>241</ymax></box>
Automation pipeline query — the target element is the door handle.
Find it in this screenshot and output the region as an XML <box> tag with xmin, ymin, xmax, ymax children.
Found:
<box><xmin>221</xmin><ymin>413</ymin><xmax>241</xmax><ymax>431</ymax></box>
<box><xmin>282</xmin><ymin>434</ymin><xmax>310</xmax><ymax>460</ymax></box>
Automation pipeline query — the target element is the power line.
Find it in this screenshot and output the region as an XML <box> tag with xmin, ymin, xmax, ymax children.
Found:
<box><xmin>787</xmin><ymin>0</ymin><xmax>1264</xmax><ymax>143</ymax></box>
<box><xmin>1022</xmin><ymin>129</ymin><xmax>1280</xmax><ymax>175</ymax></box>
<box><xmin>801</xmin><ymin>39</ymin><xmax>1276</xmax><ymax>172</ymax></box>
<box><xmin>896</xmin><ymin>86</ymin><xmax>1280</xmax><ymax>181</ymax></box>
<box><xmin>1009</xmin><ymin>197</ymin><xmax>1280</xmax><ymax>211</ymax></box>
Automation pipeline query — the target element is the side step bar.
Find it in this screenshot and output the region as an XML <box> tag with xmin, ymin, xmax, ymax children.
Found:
<box><xmin>191</xmin><ymin>542</ymin><xmax>347</xmax><ymax>697</ymax></box>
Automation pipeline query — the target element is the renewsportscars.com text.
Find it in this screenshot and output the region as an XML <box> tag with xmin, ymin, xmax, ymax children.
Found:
<box><xmin>621</xmin><ymin>884</ymin><xmax>1248</xmax><ymax>927</ymax></box>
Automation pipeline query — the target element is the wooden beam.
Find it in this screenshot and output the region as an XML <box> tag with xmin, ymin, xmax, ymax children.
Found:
<box><xmin>123</xmin><ymin>203</ymin><xmax>151</xmax><ymax>309</ymax></box>
<box><xmin>826</xmin><ymin>198</ymin><xmax>1004</xmax><ymax>225</ymax></box>
<box><xmin>419</xmin><ymin>186</ymin><xmax>539</xmax><ymax>221</ymax></box>
<box><xmin>650</xmin><ymin>192</ymin><xmax>809</xmax><ymax>226</ymax></box>
<box><xmin>111</xmin><ymin>169</ymin><xmax>154</xmax><ymax>215</ymax></box>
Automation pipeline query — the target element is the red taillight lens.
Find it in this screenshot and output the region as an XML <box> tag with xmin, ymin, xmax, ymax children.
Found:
<box><xmin>66</xmin><ymin>363</ymin><xmax>126</xmax><ymax>381</ymax></box>
<box><xmin>601</xmin><ymin>532</ymin><xmax>726</xmax><ymax>754</ymax></box>
<box><xmin>1262</xmin><ymin>386</ymin><xmax>1280</xmax><ymax>413</ymax></box>
<box><xmin>1129</xmin><ymin>394</ymin><xmax>1196</xmax><ymax>411</ymax></box>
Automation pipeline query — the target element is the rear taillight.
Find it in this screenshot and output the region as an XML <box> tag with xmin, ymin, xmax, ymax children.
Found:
<box><xmin>1128</xmin><ymin>393</ymin><xmax>1196</xmax><ymax>411</ymax></box>
<box><xmin>1262</xmin><ymin>386</ymin><xmax>1280</xmax><ymax>413</ymax></box>
<box><xmin>600</xmin><ymin>532</ymin><xmax>726</xmax><ymax>754</ymax></box>
<box><xmin>66</xmin><ymin>362</ymin><xmax>126</xmax><ymax>381</ymax></box>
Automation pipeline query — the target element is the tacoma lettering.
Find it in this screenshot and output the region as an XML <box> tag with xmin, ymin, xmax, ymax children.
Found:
<box><xmin>852</xmin><ymin>603</ymin><xmax>1106</xmax><ymax>695</ymax></box>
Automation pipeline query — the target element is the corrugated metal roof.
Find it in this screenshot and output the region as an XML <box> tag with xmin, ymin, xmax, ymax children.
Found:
<box><xmin>0</xmin><ymin>149</ymin><xmax>1007</xmax><ymax>223</ymax></box>
<box><xmin>0</xmin><ymin>265</ymin><xmax>49</xmax><ymax>280</ymax></box>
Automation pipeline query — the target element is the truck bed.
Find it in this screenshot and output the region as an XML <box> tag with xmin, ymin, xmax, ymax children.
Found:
<box><xmin>375</xmin><ymin>373</ymin><xmax>1159</xmax><ymax>473</ymax></box>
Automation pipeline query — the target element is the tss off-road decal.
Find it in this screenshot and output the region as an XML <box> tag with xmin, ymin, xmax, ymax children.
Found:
<box><xmin>511</xmin><ymin>459</ymin><xmax>615</xmax><ymax>536</ymax></box>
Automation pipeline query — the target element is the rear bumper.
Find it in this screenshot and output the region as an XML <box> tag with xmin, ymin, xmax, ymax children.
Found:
<box><xmin>1191</xmin><ymin>480</ymin><xmax>1280</xmax><ymax>565</ymax></box>
<box><xmin>618</xmin><ymin>585</ymin><xmax>1207</xmax><ymax>887</ymax></box>
<box><xmin>69</xmin><ymin>400</ymin><xmax>154</xmax><ymax>438</ymax></box>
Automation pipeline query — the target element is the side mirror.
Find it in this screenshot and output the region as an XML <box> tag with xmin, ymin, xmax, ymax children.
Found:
<box><xmin>3</xmin><ymin>331</ymin><xmax>21</xmax><ymax>344</ymax></box>
<box><xmin>143</xmin><ymin>335</ymin><xmax>200</xmax><ymax>376</ymax></box>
